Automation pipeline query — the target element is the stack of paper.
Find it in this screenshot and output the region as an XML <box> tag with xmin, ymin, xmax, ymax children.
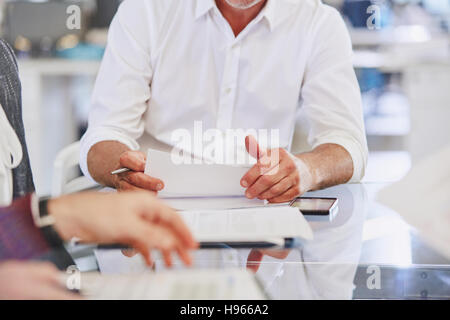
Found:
<box><xmin>179</xmin><ymin>207</ymin><xmax>314</xmax><ymax>244</ymax></box>
<box><xmin>79</xmin><ymin>269</ymin><xmax>267</xmax><ymax>300</ymax></box>
<box><xmin>144</xmin><ymin>148</ymin><xmax>314</xmax><ymax>246</ymax></box>
<box><xmin>145</xmin><ymin>148</ymin><xmax>251</xmax><ymax>197</ymax></box>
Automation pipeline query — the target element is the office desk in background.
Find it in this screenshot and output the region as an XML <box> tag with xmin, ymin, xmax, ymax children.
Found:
<box><xmin>18</xmin><ymin>59</ymin><xmax>100</xmax><ymax>195</ymax></box>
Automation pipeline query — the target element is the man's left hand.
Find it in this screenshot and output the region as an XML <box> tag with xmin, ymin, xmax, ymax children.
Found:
<box><xmin>246</xmin><ymin>249</ymin><xmax>292</xmax><ymax>273</ymax></box>
<box><xmin>240</xmin><ymin>135</ymin><xmax>313</xmax><ymax>203</ymax></box>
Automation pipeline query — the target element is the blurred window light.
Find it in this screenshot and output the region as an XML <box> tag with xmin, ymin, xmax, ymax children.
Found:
<box><xmin>394</xmin><ymin>25</ymin><xmax>431</xmax><ymax>42</ymax></box>
<box><xmin>423</xmin><ymin>0</ymin><xmax>450</xmax><ymax>15</ymax></box>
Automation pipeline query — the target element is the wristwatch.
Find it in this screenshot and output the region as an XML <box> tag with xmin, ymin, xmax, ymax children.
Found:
<box><xmin>31</xmin><ymin>194</ymin><xmax>64</xmax><ymax>248</ymax></box>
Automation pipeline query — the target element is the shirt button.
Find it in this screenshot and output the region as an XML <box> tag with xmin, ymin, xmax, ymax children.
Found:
<box><xmin>225</xmin><ymin>88</ymin><xmax>232</xmax><ymax>94</ymax></box>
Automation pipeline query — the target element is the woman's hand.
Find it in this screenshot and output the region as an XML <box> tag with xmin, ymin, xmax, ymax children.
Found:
<box><xmin>48</xmin><ymin>191</ymin><xmax>198</xmax><ymax>267</ymax></box>
<box><xmin>0</xmin><ymin>261</ymin><xmax>80</xmax><ymax>300</ymax></box>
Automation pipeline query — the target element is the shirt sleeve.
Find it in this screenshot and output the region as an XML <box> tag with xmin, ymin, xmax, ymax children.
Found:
<box><xmin>300</xmin><ymin>7</ymin><xmax>368</xmax><ymax>182</ymax></box>
<box><xmin>80</xmin><ymin>1</ymin><xmax>153</xmax><ymax>180</ymax></box>
<box><xmin>0</xmin><ymin>194</ymin><xmax>50</xmax><ymax>261</ymax></box>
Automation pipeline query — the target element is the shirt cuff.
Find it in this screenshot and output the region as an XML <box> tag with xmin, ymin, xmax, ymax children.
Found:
<box><xmin>312</xmin><ymin>135</ymin><xmax>368</xmax><ymax>183</ymax></box>
<box><xmin>286</xmin><ymin>151</ymin><xmax>314</xmax><ymax>193</ymax></box>
<box><xmin>80</xmin><ymin>128</ymin><xmax>140</xmax><ymax>182</ymax></box>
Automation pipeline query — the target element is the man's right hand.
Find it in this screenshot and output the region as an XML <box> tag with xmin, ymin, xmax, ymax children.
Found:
<box><xmin>87</xmin><ymin>141</ymin><xmax>165</xmax><ymax>192</ymax></box>
<box><xmin>114</xmin><ymin>150</ymin><xmax>165</xmax><ymax>192</ymax></box>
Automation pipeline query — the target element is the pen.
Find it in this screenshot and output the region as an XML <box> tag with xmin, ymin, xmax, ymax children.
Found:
<box><xmin>111</xmin><ymin>168</ymin><xmax>131</xmax><ymax>175</ymax></box>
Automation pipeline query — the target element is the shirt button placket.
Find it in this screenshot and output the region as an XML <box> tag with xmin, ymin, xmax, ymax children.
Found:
<box><xmin>217</xmin><ymin>42</ymin><xmax>241</xmax><ymax>130</ymax></box>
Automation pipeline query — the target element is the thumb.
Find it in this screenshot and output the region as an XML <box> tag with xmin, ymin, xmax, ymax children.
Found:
<box><xmin>245</xmin><ymin>135</ymin><xmax>265</xmax><ymax>160</ymax></box>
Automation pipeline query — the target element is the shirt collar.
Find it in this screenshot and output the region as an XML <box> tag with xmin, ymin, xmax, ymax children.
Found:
<box><xmin>195</xmin><ymin>0</ymin><xmax>296</xmax><ymax>31</ymax></box>
<box><xmin>262</xmin><ymin>0</ymin><xmax>277</xmax><ymax>31</ymax></box>
<box><xmin>195</xmin><ymin>0</ymin><xmax>216</xmax><ymax>20</ymax></box>
<box><xmin>264</xmin><ymin>0</ymin><xmax>300</xmax><ymax>31</ymax></box>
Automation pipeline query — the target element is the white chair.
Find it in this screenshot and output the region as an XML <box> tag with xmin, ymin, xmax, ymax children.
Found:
<box><xmin>52</xmin><ymin>141</ymin><xmax>99</xmax><ymax>197</ymax></box>
<box><xmin>52</xmin><ymin>141</ymin><xmax>101</xmax><ymax>271</ymax></box>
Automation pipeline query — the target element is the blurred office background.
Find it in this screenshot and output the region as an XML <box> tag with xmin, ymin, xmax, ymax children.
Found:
<box><xmin>0</xmin><ymin>0</ymin><xmax>449</xmax><ymax>196</ymax></box>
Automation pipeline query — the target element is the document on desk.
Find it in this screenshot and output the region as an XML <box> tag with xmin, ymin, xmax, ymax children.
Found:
<box><xmin>79</xmin><ymin>269</ymin><xmax>267</xmax><ymax>300</ymax></box>
<box><xmin>162</xmin><ymin>196</ymin><xmax>270</xmax><ymax>211</ymax></box>
<box><xmin>179</xmin><ymin>206</ymin><xmax>314</xmax><ymax>245</ymax></box>
<box><xmin>145</xmin><ymin>148</ymin><xmax>251</xmax><ymax>197</ymax></box>
<box><xmin>377</xmin><ymin>145</ymin><xmax>450</xmax><ymax>259</ymax></box>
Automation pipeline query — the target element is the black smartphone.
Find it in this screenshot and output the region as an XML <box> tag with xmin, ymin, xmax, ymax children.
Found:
<box><xmin>289</xmin><ymin>197</ymin><xmax>339</xmax><ymax>217</ymax></box>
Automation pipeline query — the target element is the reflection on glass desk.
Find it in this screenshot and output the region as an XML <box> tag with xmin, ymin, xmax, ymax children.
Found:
<box><xmin>79</xmin><ymin>183</ymin><xmax>450</xmax><ymax>300</ymax></box>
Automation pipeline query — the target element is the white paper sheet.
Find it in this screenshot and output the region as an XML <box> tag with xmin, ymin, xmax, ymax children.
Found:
<box><xmin>79</xmin><ymin>269</ymin><xmax>266</xmax><ymax>300</ymax></box>
<box><xmin>145</xmin><ymin>148</ymin><xmax>251</xmax><ymax>197</ymax></box>
<box><xmin>377</xmin><ymin>145</ymin><xmax>450</xmax><ymax>259</ymax></box>
<box><xmin>179</xmin><ymin>206</ymin><xmax>314</xmax><ymax>242</ymax></box>
<box><xmin>163</xmin><ymin>196</ymin><xmax>270</xmax><ymax>211</ymax></box>
<box><xmin>94</xmin><ymin>249</ymin><xmax>148</xmax><ymax>274</ymax></box>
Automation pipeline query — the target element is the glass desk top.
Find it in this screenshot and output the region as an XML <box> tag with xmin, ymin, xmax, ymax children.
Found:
<box><xmin>75</xmin><ymin>183</ymin><xmax>450</xmax><ymax>300</ymax></box>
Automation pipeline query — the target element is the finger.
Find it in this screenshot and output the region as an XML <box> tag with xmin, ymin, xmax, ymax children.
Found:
<box><xmin>245</xmin><ymin>165</ymin><xmax>286</xmax><ymax>199</ymax></box>
<box><xmin>131</xmin><ymin>222</ymin><xmax>178</xmax><ymax>254</ymax></box>
<box><xmin>241</xmin><ymin>164</ymin><xmax>262</xmax><ymax>189</ymax></box>
<box><xmin>141</xmin><ymin>201</ymin><xmax>198</xmax><ymax>248</ymax></box>
<box><xmin>117</xmin><ymin>180</ymin><xmax>142</xmax><ymax>192</ymax></box>
<box><xmin>121</xmin><ymin>249</ymin><xmax>138</xmax><ymax>258</ymax></box>
<box><xmin>132</xmin><ymin>243</ymin><xmax>154</xmax><ymax>266</ymax></box>
<box><xmin>245</xmin><ymin>135</ymin><xmax>265</xmax><ymax>160</ymax></box>
<box><xmin>120</xmin><ymin>221</ymin><xmax>172</xmax><ymax>265</ymax></box>
<box><xmin>240</xmin><ymin>158</ymin><xmax>278</xmax><ymax>189</ymax></box>
<box><xmin>268</xmin><ymin>185</ymin><xmax>301</xmax><ymax>204</ymax></box>
<box><xmin>256</xmin><ymin>149</ymin><xmax>294</xmax><ymax>177</ymax></box>
<box><xmin>124</xmin><ymin>172</ymin><xmax>164</xmax><ymax>191</ymax></box>
<box><xmin>246</xmin><ymin>249</ymin><xmax>264</xmax><ymax>273</ymax></box>
<box><xmin>259</xmin><ymin>249</ymin><xmax>291</xmax><ymax>259</ymax></box>
<box><xmin>175</xmin><ymin>245</ymin><xmax>193</xmax><ymax>267</ymax></box>
<box><xmin>241</xmin><ymin>146</ymin><xmax>282</xmax><ymax>188</ymax></box>
<box><xmin>119</xmin><ymin>151</ymin><xmax>146</xmax><ymax>172</ymax></box>
<box><xmin>258</xmin><ymin>148</ymin><xmax>283</xmax><ymax>171</ymax></box>
<box><xmin>258</xmin><ymin>174</ymin><xmax>297</xmax><ymax>200</ymax></box>
<box><xmin>161</xmin><ymin>250</ymin><xmax>173</xmax><ymax>267</ymax></box>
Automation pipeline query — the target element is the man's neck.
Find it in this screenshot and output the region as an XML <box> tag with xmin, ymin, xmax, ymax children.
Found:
<box><xmin>216</xmin><ymin>0</ymin><xmax>267</xmax><ymax>37</ymax></box>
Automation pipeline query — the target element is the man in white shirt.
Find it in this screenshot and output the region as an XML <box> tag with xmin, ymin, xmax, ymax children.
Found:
<box><xmin>81</xmin><ymin>0</ymin><xmax>368</xmax><ymax>203</ymax></box>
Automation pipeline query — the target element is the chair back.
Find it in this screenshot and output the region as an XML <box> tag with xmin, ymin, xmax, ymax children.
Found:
<box><xmin>52</xmin><ymin>141</ymin><xmax>98</xmax><ymax>196</ymax></box>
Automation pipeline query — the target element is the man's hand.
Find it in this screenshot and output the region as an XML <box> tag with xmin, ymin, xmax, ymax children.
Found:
<box><xmin>240</xmin><ymin>136</ymin><xmax>313</xmax><ymax>203</ymax></box>
<box><xmin>0</xmin><ymin>261</ymin><xmax>80</xmax><ymax>300</ymax></box>
<box><xmin>87</xmin><ymin>141</ymin><xmax>164</xmax><ymax>192</ymax></box>
<box><xmin>246</xmin><ymin>249</ymin><xmax>291</xmax><ymax>273</ymax></box>
<box><xmin>114</xmin><ymin>150</ymin><xmax>165</xmax><ymax>192</ymax></box>
<box><xmin>48</xmin><ymin>191</ymin><xmax>198</xmax><ymax>267</ymax></box>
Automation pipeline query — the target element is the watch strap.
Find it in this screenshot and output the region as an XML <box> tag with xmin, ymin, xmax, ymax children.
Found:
<box><xmin>37</xmin><ymin>197</ymin><xmax>64</xmax><ymax>248</ymax></box>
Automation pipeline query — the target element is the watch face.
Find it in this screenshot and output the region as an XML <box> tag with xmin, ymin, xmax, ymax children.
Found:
<box><xmin>37</xmin><ymin>197</ymin><xmax>55</xmax><ymax>227</ymax></box>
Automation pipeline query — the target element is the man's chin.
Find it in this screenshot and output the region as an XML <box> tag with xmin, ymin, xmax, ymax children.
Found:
<box><xmin>224</xmin><ymin>0</ymin><xmax>265</xmax><ymax>10</ymax></box>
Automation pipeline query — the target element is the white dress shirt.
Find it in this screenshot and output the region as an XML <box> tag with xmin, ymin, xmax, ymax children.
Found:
<box><xmin>80</xmin><ymin>0</ymin><xmax>368</xmax><ymax>182</ymax></box>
